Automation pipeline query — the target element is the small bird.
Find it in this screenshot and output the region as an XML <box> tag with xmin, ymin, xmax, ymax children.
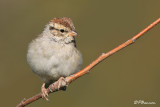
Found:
<box><xmin>27</xmin><ymin>17</ymin><xmax>82</xmax><ymax>100</ymax></box>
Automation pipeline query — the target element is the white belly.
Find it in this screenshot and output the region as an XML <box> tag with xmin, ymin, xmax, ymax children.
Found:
<box><xmin>27</xmin><ymin>37</ymin><xmax>82</xmax><ymax>83</ymax></box>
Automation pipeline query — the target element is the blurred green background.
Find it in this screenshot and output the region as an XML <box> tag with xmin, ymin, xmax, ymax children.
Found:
<box><xmin>0</xmin><ymin>0</ymin><xmax>160</xmax><ymax>107</ymax></box>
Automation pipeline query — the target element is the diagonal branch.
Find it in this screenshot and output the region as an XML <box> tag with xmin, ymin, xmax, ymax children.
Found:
<box><xmin>16</xmin><ymin>18</ymin><xmax>160</xmax><ymax>107</ymax></box>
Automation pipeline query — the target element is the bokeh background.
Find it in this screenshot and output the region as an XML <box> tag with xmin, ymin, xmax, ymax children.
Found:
<box><xmin>0</xmin><ymin>0</ymin><xmax>160</xmax><ymax>107</ymax></box>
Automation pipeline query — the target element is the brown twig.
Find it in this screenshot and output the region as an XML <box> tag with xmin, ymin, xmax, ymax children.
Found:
<box><xmin>16</xmin><ymin>18</ymin><xmax>160</xmax><ymax>107</ymax></box>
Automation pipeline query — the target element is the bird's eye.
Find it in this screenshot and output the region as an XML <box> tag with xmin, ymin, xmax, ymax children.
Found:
<box><xmin>49</xmin><ymin>26</ymin><xmax>54</xmax><ymax>30</ymax></box>
<box><xmin>60</xmin><ymin>29</ymin><xmax>65</xmax><ymax>33</ymax></box>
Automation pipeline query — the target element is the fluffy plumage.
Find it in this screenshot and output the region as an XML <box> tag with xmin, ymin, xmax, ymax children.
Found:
<box><xmin>27</xmin><ymin>17</ymin><xmax>82</xmax><ymax>85</ymax></box>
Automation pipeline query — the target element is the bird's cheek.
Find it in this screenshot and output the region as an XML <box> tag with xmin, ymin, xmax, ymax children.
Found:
<box><xmin>51</xmin><ymin>31</ymin><xmax>57</xmax><ymax>36</ymax></box>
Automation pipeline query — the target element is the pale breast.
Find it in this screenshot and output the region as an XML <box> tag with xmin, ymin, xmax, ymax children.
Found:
<box><xmin>27</xmin><ymin>37</ymin><xmax>82</xmax><ymax>83</ymax></box>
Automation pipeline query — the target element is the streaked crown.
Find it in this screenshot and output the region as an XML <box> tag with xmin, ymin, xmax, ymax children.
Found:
<box><xmin>51</xmin><ymin>17</ymin><xmax>75</xmax><ymax>31</ymax></box>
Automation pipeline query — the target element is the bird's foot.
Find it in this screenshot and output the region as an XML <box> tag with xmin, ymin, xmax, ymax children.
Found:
<box><xmin>57</xmin><ymin>77</ymin><xmax>68</xmax><ymax>90</ymax></box>
<box><xmin>41</xmin><ymin>83</ymin><xmax>49</xmax><ymax>101</ymax></box>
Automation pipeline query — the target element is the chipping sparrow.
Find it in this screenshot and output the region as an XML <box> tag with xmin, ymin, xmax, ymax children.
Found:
<box><xmin>27</xmin><ymin>17</ymin><xmax>82</xmax><ymax>100</ymax></box>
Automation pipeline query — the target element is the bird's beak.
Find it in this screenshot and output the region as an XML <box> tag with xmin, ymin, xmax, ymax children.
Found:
<box><xmin>70</xmin><ymin>31</ymin><xmax>78</xmax><ymax>37</ymax></box>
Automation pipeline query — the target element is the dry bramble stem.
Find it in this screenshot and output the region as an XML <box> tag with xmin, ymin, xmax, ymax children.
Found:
<box><xmin>16</xmin><ymin>18</ymin><xmax>160</xmax><ymax>107</ymax></box>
